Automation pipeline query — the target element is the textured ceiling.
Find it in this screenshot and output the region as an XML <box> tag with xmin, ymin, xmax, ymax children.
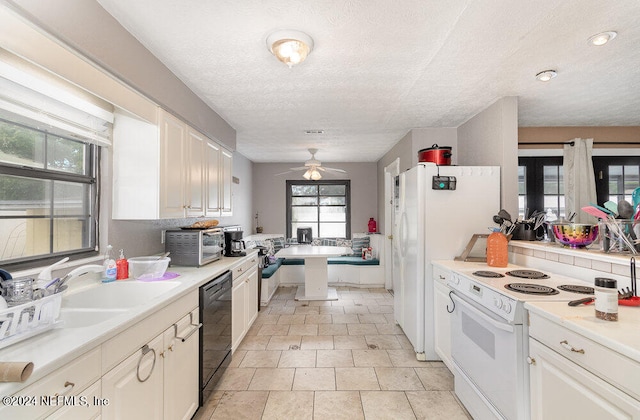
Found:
<box><xmin>96</xmin><ymin>0</ymin><xmax>640</xmax><ymax>163</ymax></box>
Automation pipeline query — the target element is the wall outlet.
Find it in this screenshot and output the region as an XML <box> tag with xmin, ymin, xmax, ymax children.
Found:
<box><xmin>161</xmin><ymin>230</ymin><xmax>165</xmax><ymax>244</ymax></box>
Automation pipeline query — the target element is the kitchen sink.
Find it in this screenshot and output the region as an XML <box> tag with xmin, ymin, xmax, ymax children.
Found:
<box><xmin>62</xmin><ymin>281</ymin><xmax>182</xmax><ymax>310</ymax></box>
<box><xmin>58</xmin><ymin>308</ymin><xmax>128</xmax><ymax>328</ymax></box>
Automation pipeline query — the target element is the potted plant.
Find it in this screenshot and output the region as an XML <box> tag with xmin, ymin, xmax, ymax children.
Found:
<box><xmin>255</xmin><ymin>212</ymin><xmax>263</xmax><ymax>233</ymax></box>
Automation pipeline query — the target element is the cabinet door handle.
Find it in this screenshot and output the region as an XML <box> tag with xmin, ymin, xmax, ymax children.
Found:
<box><xmin>560</xmin><ymin>340</ymin><xmax>585</xmax><ymax>354</ymax></box>
<box><xmin>136</xmin><ymin>344</ymin><xmax>157</xmax><ymax>383</ymax></box>
<box><xmin>174</xmin><ymin>312</ymin><xmax>203</xmax><ymax>342</ymax></box>
<box><xmin>54</xmin><ymin>381</ymin><xmax>75</xmax><ymax>397</ymax></box>
<box><xmin>439</xmin><ymin>275</ymin><xmax>446</xmax><ymax>280</ymax></box>
<box><xmin>526</xmin><ymin>356</ymin><xmax>536</xmax><ymax>365</ymax></box>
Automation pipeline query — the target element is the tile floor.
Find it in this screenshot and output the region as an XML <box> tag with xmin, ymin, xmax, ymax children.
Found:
<box><xmin>194</xmin><ymin>287</ymin><xmax>471</xmax><ymax>420</ymax></box>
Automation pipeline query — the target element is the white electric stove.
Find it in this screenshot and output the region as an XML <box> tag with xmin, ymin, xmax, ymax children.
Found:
<box><xmin>448</xmin><ymin>265</ymin><xmax>595</xmax><ymax>420</ymax></box>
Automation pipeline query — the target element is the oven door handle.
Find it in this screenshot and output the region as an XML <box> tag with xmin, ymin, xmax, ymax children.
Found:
<box><xmin>450</xmin><ymin>292</ymin><xmax>514</xmax><ymax>333</ymax></box>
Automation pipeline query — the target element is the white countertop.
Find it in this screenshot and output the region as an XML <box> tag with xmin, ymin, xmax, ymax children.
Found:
<box><xmin>276</xmin><ymin>245</ymin><xmax>353</xmax><ymax>258</ymax></box>
<box><xmin>0</xmin><ymin>251</ymin><xmax>257</xmax><ymax>395</ymax></box>
<box><xmin>525</xmin><ymin>300</ymin><xmax>640</xmax><ymax>364</ymax></box>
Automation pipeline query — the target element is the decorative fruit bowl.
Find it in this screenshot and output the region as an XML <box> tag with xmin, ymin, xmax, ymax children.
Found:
<box><xmin>552</xmin><ymin>223</ymin><xmax>599</xmax><ymax>248</ymax></box>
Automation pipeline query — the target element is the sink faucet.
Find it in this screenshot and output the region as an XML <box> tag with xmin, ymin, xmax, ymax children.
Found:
<box><xmin>52</xmin><ymin>265</ymin><xmax>104</xmax><ymax>293</ymax></box>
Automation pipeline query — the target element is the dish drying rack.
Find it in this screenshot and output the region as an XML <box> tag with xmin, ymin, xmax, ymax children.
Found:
<box><xmin>0</xmin><ymin>292</ymin><xmax>62</xmax><ymax>350</ymax></box>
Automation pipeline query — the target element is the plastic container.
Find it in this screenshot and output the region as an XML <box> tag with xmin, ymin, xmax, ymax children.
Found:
<box><xmin>599</xmin><ymin>219</ymin><xmax>640</xmax><ymax>254</ymax></box>
<box><xmin>487</xmin><ymin>231</ymin><xmax>509</xmax><ymax>267</ymax></box>
<box><xmin>0</xmin><ymin>292</ymin><xmax>62</xmax><ymax>349</ymax></box>
<box><xmin>102</xmin><ymin>245</ymin><xmax>117</xmax><ymax>283</ymax></box>
<box><xmin>0</xmin><ymin>277</ymin><xmax>34</xmax><ymax>307</ymax></box>
<box><xmin>594</xmin><ymin>277</ymin><xmax>618</xmax><ymax>321</ymax></box>
<box><xmin>128</xmin><ymin>257</ymin><xmax>171</xmax><ymax>280</ymax></box>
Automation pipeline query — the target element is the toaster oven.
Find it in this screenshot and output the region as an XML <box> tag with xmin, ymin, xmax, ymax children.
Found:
<box><xmin>165</xmin><ymin>227</ymin><xmax>224</xmax><ymax>266</ymax></box>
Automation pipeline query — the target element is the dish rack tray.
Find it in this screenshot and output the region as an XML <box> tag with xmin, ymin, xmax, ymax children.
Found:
<box><xmin>0</xmin><ymin>293</ymin><xmax>62</xmax><ymax>350</ymax></box>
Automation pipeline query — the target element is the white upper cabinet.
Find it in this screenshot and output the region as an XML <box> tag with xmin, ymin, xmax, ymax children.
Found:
<box><xmin>112</xmin><ymin>108</ymin><xmax>233</xmax><ymax>219</ymax></box>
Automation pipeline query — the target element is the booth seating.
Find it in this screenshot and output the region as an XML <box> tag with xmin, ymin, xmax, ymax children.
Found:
<box><xmin>244</xmin><ymin>234</ymin><xmax>384</xmax><ymax>306</ymax></box>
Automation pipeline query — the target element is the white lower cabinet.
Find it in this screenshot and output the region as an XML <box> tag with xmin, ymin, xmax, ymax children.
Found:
<box><xmin>231</xmin><ymin>257</ymin><xmax>259</xmax><ymax>351</ymax></box>
<box><xmin>528</xmin><ymin>312</ymin><xmax>640</xmax><ymax>420</ymax></box>
<box><xmin>432</xmin><ymin>265</ymin><xmax>453</xmax><ymax>369</ymax></box>
<box><xmin>102</xmin><ymin>309</ymin><xmax>200</xmax><ymax>420</ymax></box>
<box><xmin>102</xmin><ymin>334</ymin><xmax>164</xmax><ymax>420</ymax></box>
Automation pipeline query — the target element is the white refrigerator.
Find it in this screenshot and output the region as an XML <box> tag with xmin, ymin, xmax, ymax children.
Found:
<box><xmin>393</xmin><ymin>162</ymin><xmax>500</xmax><ymax>360</ymax></box>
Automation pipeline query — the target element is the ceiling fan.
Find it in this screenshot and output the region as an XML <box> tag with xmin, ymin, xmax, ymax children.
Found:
<box><xmin>276</xmin><ymin>148</ymin><xmax>347</xmax><ymax>180</ymax></box>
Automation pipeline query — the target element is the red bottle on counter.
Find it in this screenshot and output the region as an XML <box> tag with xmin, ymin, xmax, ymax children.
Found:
<box><xmin>368</xmin><ymin>217</ymin><xmax>377</xmax><ymax>233</ymax></box>
<box><xmin>116</xmin><ymin>249</ymin><xmax>129</xmax><ymax>280</ymax></box>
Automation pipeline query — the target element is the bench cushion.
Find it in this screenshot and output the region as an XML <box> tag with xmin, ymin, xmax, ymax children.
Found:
<box><xmin>261</xmin><ymin>258</ymin><xmax>283</xmax><ymax>278</ymax></box>
<box><xmin>280</xmin><ymin>257</ymin><xmax>379</xmax><ymax>266</ymax></box>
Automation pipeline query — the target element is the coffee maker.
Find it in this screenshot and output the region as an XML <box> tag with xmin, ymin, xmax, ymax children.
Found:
<box><xmin>224</xmin><ymin>231</ymin><xmax>246</xmax><ymax>257</ymax></box>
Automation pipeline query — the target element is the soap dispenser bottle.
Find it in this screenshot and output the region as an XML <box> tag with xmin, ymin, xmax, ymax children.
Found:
<box><xmin>116</xmin><ymin>249</ymin><xmax>129</xmax><ymax>280</ymax></box>
<box><xmin>102</xmin><ymin>245</ymin><xmax>117</xmax><ymax>283</ymax></box>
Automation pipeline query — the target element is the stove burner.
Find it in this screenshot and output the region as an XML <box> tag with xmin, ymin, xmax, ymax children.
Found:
<box><xmin>472</xmin><ymin>271</ymin><xmax>505</xmax><ymax>278</ymax></box>
<box><xmin>505</xmin><ymin>283</ymin><xmax>559</xmax><ymax>295</ymax></box>
<box><xmin>557</xmin><ymin>285</ymin><xmax>594</xmax><ymax>295</ymax></box>
<box><xmin>505</xmin><ymin>269</ymin><xmax>549</xmax><ymax>279</ymax></box>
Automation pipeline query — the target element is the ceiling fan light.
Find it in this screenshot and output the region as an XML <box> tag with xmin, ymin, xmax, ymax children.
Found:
<box><xmin>310</xmin><ymin>169</ymin><xmax>322</xmax><ymax>180</ymax></box>
<box><xmin>303</xmin><ymin>169</ymin><xmax>312</xmax><ymax>180</ymax></box>
<box><xmin>267</xmin><ymin>30</ymin><xmax>314</xmax><ymax>68</ymax></box>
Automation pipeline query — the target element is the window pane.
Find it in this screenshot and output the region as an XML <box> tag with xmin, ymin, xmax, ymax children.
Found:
<box><xmin>543</xmin><ymin>196</ymin><xmax>560</xmax><ymax>210</ymax></box>
<box><xmin>47</xmin><ymin>135</ymin><xmax>87</xmax><ymax>175</ymax></box>
<box><xmin>319</xmin><ymin>224</ymin><xmax>345</xmax><ymax>238</ymax></box>
<box><xmin>319</xmin><ymin>196</ymin><xmax>345</xmax><ymax>205</ymax></box>
<box><xmin>320</xmin><ymin>206</ymin><xmax>346</xmax><ymax>222</ymax></box>
<box><xmin>0</xmin><ymin>120</ymin><xmax>45</xmax><ymax>168</ymax></box>
<box><xmin>0</xmin><ymin>218</ymin><xmax>51</xmax><ymax>260</ymax></box>
<box><xmin>518</xmin><ymin>166</ymin><xmax>526</xmax><ymax>194</ymax></box>
<box><xmin>291</xmin><ymin>185</ymin><xmax>317</xmax><ymax>196</ymax></box>
<box><xmin>624</xmin><ymin>165</ymin><xmax>639</xmax><ymax>193</ymax></box>
<box><xmin>319</xmin><ymin>185</ymin><xmax>345</xmax><ymax>195</ymax></box>
<box><xmin>543</xmin><ymin>166</ymin><xmax>558</xmax><ymax>194</ymax></box>
<box><xmin>53</xmin><ymin>181</ymin><xmax>89</xmax><ymax>216</ymax></box>
<box><xmin>292</xmin><ymin>222</ymin><xmax>317</xmax><ymax>239</ymax></box>
<box><xmin>609</xmin><ymin>165</ymin><xmax>622</xmax><ymax>194</ymax></box>
<box><xmin>558</xmin><ymin>166</ymin><xmax>564</xmax><ymax>194</ymax></box>
<box><xmin>0</xmin><ymin>174</ymin><xmax>50</xmax><ymax>215</ymax></box>
<box><xmin>292</xmin><ymin>206</ymin><xmax>317</xmax><ymax>222</ymax></box>
<box><xmin>292</xmin><ymin>196</ymin><xmax>317</xmax><ymax>206</ymax></box>
<box><xmin>53</xmin><ymin>218</ymin><xmax>89</xmax><ymax>252</ymax></box>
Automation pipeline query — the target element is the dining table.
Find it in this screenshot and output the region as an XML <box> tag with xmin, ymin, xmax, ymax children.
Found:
<box><xmin>275</xmin><ymin>245</ymin><xmax>353</xmax><ymax>300</ymax></box>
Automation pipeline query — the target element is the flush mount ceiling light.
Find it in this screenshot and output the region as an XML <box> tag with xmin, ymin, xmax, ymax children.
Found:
<box><xmin>587</xmin><ymin>31</ymin><xmax>617</xmax><ymax>46</ymax></box>
<box><xmin>535</xmin><ymin>70</ymin><xmax>557</xmax><ymax>82</ymax></box>
<box><xmin>267</xmin><ymin>30</ymin><xmax>314</xmax><ymax>68</ymax></box>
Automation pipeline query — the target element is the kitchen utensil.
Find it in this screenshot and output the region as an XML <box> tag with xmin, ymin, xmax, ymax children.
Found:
<box><xmin>632</xmin><ymin>187</ymin><xmax>640</xmax><ymax>210</ymax></box>
<box><xmin>552</xmin><ymin>223</ymin><xmax>599</xmax><ymax>248</ymax></box>
<box><xmin>604</xmin><ymin>201</ymin><xmax>618</xmax><ymax>215</ymax></box>
<box><xmin>498</xmin><ymin>209</ymin><xmax>512</xmax><ymax>222</ymax></box>
<box><xmin>581</xmin><ymin>206</ymin><xmax>609</xmax><ymax>220</ymax></box>
<box><xmin>599</xmin><ymin>219</ymin><xmax>639</xmax><ymax>255</ymax></box>
<box><xmin>128</xmin><ymin>256</ymin><xmax>171</xmax><ymax>279</ymax></box>
<box><xmin>631</xmin><ymin>257</ymin><xmax>637</xmax><ymax>297</ymax></box>
<box><xmin>617</xmin><ymin>200</ymin><xmax>634</xmax><ymax>219</ymax></box>
<box><xmin>568</xmin><ymin>297</ymin><xmax>594</xmax><ymax>306</ymax></box>
<box><xmin>0</xmin><ymin>277</ymin><xmax>34</xmax><ymax>307</ymax></box>
<box><xmin>590</xmin><ymin>203</ymin><xmax>614</xmax><ymax>215</ymax></box>
<box><xmin>567</xmin><ymin>212</ymin><xmax>576</xmax><ymax>222</ymax></box>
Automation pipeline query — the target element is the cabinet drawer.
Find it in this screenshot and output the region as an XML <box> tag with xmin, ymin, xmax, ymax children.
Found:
<box><xmin>232</xmin><ymin>255</ymin><xmax>258</xmax><ymax>281</ymax></box>
<box><xmin>47</xmin><ymin>380</ymin><xmax>101</xmax><ymax>420</ymax></box>
<box><xmin>432</xmin><ymin>265</ymin><xmax>451</xmax><ymax>285</ymax></box>
<box><xmin>529</xmin><ymin>312</ymin><xmax>640</xmax><ymax>400</ymax></box>
<box><xmin>1</xmin><ymin>347</ymin><xmax>101</xmax><ymax>419</ymax></box>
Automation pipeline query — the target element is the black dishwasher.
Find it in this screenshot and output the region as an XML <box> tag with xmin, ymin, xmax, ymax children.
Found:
<box><xmin>199</xmin><ymin>270</ymin><xmax>232</xmax><ymax>405</ymax></box>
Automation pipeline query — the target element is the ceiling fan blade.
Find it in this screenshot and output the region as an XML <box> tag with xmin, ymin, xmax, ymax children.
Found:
<box><xmin>289</xmin><ymin>166</ymin><xmax>307</xmax><ymax>171</ymax></box>
<box><xmin>322</xmin><ymin>167</ymin><xmax>347</xmax><ymax>173</ymax></box>
<box><xmin>274</xmin><ymin>170</ymin><xmax>293</xmax><ymax>176</ymax></box>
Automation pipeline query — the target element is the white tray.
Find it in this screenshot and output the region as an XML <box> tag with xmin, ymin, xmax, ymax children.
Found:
<box><xmin>0</xmin><ymin>293</ymin><xmax>62</xmax><ymax>350</ymax></box>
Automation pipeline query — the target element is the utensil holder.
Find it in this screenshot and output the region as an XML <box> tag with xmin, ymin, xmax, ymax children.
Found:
<box><xmin>599</xmin><ymin>219</ymin><xmax>640</xmax><ymax>254</ymax></box>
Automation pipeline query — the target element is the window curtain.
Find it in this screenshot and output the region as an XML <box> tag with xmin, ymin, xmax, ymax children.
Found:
<box><xmin>563</xmin><ymin>138</ymin><xmax>596</xmax><ymax>223</ymax></box>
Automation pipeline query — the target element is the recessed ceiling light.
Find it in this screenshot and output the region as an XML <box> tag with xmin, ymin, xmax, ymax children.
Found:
<box><xmin>535</xmin><ymin>70</ymin><xmax>557</xmax><ymax>82</ymax></box>
<box><xmin>304</xmin><ymin>129</ymin><xmax>324</xmax><ymax>134</ymax></box>
<box><xmin>587</xmin><ymin>31</ymin><xmax>617</xmax><ymax>46</ymax></box>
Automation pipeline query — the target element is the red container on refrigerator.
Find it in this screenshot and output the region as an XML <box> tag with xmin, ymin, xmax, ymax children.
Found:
<box><xmin>418</xmin><ymin>144</ymin><xmax>452</xmax><ymax>165</ymax></box>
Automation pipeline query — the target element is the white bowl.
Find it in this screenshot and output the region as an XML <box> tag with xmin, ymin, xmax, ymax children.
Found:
<box><xmin>128</xmin><ymin>257</ymin><xmax>170</xmax><ymax>279</ymax></box>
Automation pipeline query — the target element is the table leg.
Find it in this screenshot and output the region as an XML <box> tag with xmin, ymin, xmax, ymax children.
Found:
<box><xmin>294</xmin><ymin>257</ymin><xmax>338</xmax><ymax>301</ymax></box>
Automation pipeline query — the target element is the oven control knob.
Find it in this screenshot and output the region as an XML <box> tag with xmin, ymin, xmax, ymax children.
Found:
<box><xmin>451</xmin><ymin>275</ymin><xmax>460</xmax><ymax>285</ymax></box>
<box><xmin>503</xmin><ymin>302</ymin><xmax>512</xmax><ymax>313</ymax></box>
<box><xmin>493</xmin><ymin>298</ymin><xmax>503</xmax><ymax>309</ymax></box>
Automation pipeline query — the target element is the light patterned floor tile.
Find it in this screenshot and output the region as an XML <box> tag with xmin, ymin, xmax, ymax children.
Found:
<box><xmin>347</xmin><ymin>323</ymin><xmax>379</xmax><ymax>336</ymax></box>
<box><xmin>333</xmin><ymin>335</ymin><xmax>368</xmax><ymax>350</ymax></box>
<box><xmin>212</xmin><ymin>368</ymin><xmax>256</xmax><ymax>391</ymax></box>
<box><xmin>335</xmin><ymin>367</ymin><xmax>380</xmax><ymax>390</ymax></box>
<box><xmin>304</xmin><ymin>314</ymin><xmax>333</xmax><ymax>324</ymax></box>
<box><xmin>352</xmin><ymin>349</ymin><xmax>393</xmax><ymax>367</ymax></box>
<box><xmin>375</xmin><ymin>367</ymin><xmax>425</xmax><ymax>390</ymax></box>
<box><xmin>288</xmin><ymin>324</ymin><xmax>319</xmax><ymax>336</ymax></box>
<box><xmin>358</xmin><ymin>314</ymin><xmax>389</xmax><ymax>324</ymax></box>
<box><xmin>277</xmin><ymin>314</ymin><xmax>307</xmax><ymax>325</ymax></box>
<box><xmin>238</xmin><ymin>335</ymin><xmax>270</xmax><ymax>351</ymax></box>
<box><xmin>210</xmin><ymin>391</ymin><xmax>268</xmax><ymax>420</ymax></box>
<box><xmin>278</xmin><ymin>350</ymin><xmax>317</xmax><ymax>368</ymax></box>
<box><xmin>300</xmin><ymin>335</ymin><xmax>334</xmax><ymax>350</ymax></box>
<box><xmin>261</xmin><ymin>391</ymin><xmax>314</xmax><ymax>420</ymax></box>
<box><xmin>414</xmin><ymin>367</ymin><xmax>455</xmax><ymax>391</ymax></box>
<box><xmin>406</xmin><ymin>391</ymin><xmax>472</xmax><ymax>419</ymax></box>
<box><xmin>266</xmin><ymin>335</ymin><xmax>302</xmax><ymax>350</ymax></box>
<box><xmin>239</xmin><ymin>350</ymin><xmax>281</xmax><ymax>368</ymax></box>
<box><xmin>360</xmin><ymin>391</ymin><xmax>416</xmax><ymax>420</ymax></box>
<box><xmin>248</xmin><ymin>368</ymin><xmax>295</xmax><ymax>391</ymax></box>
<box><xmin>316</xmin><ymin>349</ymin><xmax>354</xmax><ymax>367</ymax></box>
<box><xmin>332</xmin><ymin>314</ymin><xmax>360</xmax><ymax>324</ymax></box>
<box><xmin>365</xmin><ymin>335</ymin><xmax>402</xmax><ymax>350</ymax></box>
<box><xmin>313</xmin><ymin>391</ymin><xmax>365</xmax><ymax>420</ymax></box>
<box><xmin>387</xmin><ymin>349</ymin><xmax>428</xmax><ymax>367</ymax></box>
<box><xmin>318</xmin><ymin>323</ymin><xmax>348</xmax><ymax>336</ymax></box>
<box><xmin>292</xmin><ymin>367</ymin><xmax>336</xmax><ymax>390</ymax></box>
<box><xmin>319</xmin><ymin>306</ymin><xmax>345</xmax><ymax>314</ymax></box>
<box><xmin>258</xmin><ymin>324</ymin><xmax>291</xmax><ymax>336</ymax></box>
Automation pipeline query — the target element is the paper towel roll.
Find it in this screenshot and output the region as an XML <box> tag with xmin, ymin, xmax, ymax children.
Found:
<box><xmin>0</xmin><ymin>362</ymin><xmax>34</xmax><ymax>382</ymax></box>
